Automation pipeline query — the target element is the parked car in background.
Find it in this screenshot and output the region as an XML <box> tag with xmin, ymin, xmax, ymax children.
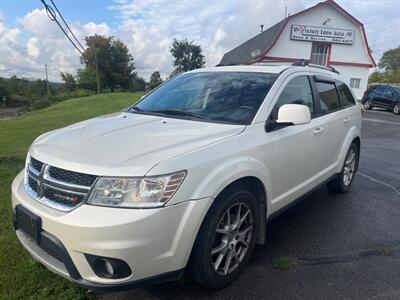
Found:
<box><xmin>362</xmin><ymin>84</ymin><xmax>400</xmax><ymax>114</ymax></box>
<box><xmin>12</xmin><ymin>64</ymin><xmax>361</xmax><ymax>290</ymax></box>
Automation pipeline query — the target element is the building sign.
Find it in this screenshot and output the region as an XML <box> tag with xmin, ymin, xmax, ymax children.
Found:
<box><xmin>291</xmin><ymin>25</ymin><xmax>355</xmax><ymax>45</ymax></box>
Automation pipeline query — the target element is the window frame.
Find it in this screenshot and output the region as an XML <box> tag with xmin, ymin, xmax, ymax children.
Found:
<box><xmin>270</xmin><ymin>74</ymin><xmax>317</xmax><ymax>120</ymax></box>
<box><xmin>336</xmin><ymin>80</ymin><xmax>356</xmax><ymax>108</ymax></box>
<box><xmin>350</xmin><ymin>78</ymin><xmax>361</xmax><ymax>89</ymax></box>
<box><xmin>310</xmin><ymin>43</ymin><xmax>331</xmax><ymax>66</ymax></box>
<box><xmin>310</xmin><ymin>75</ymin><xmax>342</xmax><ymax>117</ymax></box>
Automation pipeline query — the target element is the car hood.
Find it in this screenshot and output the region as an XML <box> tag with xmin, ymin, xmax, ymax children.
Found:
<box><xmin>29</xmin><ymin>112</ymin><xmax>245</xmax><ymax>176</ymax></box>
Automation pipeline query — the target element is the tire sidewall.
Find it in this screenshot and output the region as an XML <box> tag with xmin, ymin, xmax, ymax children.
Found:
<box><xmin>394</xmin><ymin>104</ymin><xmax>400</xmax><ymax>115</ymax></box>
<box><xmin>364</xmin><ymin>99</ymin><xmax>372</xmax><ymax>110</ymax></box>
<box><xmin>191</xmin><ymin>189</ymin><xmax>260</xmax><ymax>288</ymax></box>
<box><xmin>339</xmin><ymin>143</ymin><xmax>359</xmax><ymax>191</ymax></box>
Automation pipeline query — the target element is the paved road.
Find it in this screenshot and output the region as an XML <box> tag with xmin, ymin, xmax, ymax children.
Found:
<box><xmin>95</xmin><ymin>109</ymin><xmax>400</xmax><ymax>300</ymax></box>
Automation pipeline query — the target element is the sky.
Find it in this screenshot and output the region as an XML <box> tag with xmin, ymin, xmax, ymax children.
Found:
<box><xmin>0</xmin><ymin>0</ymin><xmax>399</xmax><ymax>82</ymax></box>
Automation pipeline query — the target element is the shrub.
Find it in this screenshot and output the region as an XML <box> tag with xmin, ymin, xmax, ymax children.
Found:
<box><xmin>32</xmin><ymin>99</ymin><xmax>52</xmax><ymax>110</ymax></box>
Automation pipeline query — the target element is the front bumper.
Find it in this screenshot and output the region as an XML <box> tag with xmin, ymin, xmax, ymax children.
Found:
<box><xmin>11</xmin><ymin>171</ymin><xmax>212</xmax><ymax>290</ymax></box>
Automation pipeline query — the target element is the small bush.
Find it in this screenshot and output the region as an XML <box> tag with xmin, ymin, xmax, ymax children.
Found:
<box><xmin>72</xmin><ymin>88</ymin><xmax>95</xmax><ymax>98</ymax></box>
<box><xmin>273</xmin><ymin>256</ymin><xmax>297</xmax><ymax>270</ymax></box>
<box><xmin>32</xmin><ymin>98</ymin><xmax>52</xmax><ymax>110</ymax></box>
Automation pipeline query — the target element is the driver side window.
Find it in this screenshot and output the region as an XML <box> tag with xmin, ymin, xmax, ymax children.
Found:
<box><xmin>272</xmin><ymin>75</ymin><xmax>315</xmax><ymax>119</ymax></box>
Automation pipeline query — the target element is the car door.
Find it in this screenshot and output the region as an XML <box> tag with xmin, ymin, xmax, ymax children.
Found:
<box><xmin>382</xmin><ymin>86</ymin><xmax>395</xmax><ymax>108</ymax></box>
<box><xmin>372</xmin><ymin>86</ymin><xmax>386</xmax><ymax>107</ymax></box>
<box><xmin>264</xmin><ymin>74</ymin><xmax>326</xmax><ymax>211</ymax></box>
<box><xmin>311</xmin><ymin>76</ymin><xmax>344</xmax><ymax>172</ymax></box>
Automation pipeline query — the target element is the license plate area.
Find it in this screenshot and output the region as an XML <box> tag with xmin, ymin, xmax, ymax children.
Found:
<box><xmin>15</xmin><ymin>205</ymin><xmax>42</xmax><ymax>244</ymax></box>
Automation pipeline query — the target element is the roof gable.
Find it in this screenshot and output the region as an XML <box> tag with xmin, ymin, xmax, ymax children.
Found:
<box><xmin>218</xmin><ymin>0</ymin><xmax>376</xmax><ymax>67</ymax></box>
<box><xmin>218</xmin><ymin>20</ymin><xmax>286</xmax><ymax>66</ymax></box>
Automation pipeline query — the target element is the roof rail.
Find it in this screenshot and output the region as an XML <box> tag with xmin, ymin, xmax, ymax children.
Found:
<box><xmin>291</xmin><ymin>60</ymin><xmax>340</xmax><ymax>74</ymax></box>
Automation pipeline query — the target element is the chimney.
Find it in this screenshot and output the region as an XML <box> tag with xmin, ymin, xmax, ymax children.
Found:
<box><xmin>260</xmin><ymin>24</ymin><xmax>264</xmax><ymax>32</ymax></box>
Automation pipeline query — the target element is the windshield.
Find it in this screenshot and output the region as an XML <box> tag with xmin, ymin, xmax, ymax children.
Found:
<box><xmin>393</xmin><ymin>86</ymin><xmax>400</xmax><ymax>94</ymax></box>
<box><xmin>129</xmin><ymin>72</ymin><xmax>278</xmax><ymax>125</ymax></box>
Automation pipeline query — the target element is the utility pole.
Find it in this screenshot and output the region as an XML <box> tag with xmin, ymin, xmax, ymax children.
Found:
<box><xmin>45</xmin><ymin>64</ymin><xmax>50</xmax><ymax>96</ymax></box>
<box><xmin>95</xmin><ymin>50</ymin><xmax>100</xmax><ymax>94</ymax></box>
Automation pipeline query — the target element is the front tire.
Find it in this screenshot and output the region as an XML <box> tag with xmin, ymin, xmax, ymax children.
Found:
<box><xmin>393</xmin><ymin>103</ymin><xmax>400</xmax><ymax>115</ymax></box>
<box><xmin>188</xmin><ymin>186</ymin><xmax>259</xmax><ymax>289</ymax></box>
<box><xmin>327</xmin><ymin>142</ymin><xmax>359</xmax><ymax>193</ymax></box>
<box><xmin>364</xmin><ymin>99</ymin><xmax>372</xmax><ymax>110</ymax></box>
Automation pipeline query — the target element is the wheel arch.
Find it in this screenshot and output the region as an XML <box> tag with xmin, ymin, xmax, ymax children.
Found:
<box><xmin>336</xmin><ymin>127</ymin><xmax>361</xmax><ymax>174</ymax></box>
<box><xmin>218</xmin><ymin>176</ymin><xmax>268</xmax><ymax>244</ymax></box>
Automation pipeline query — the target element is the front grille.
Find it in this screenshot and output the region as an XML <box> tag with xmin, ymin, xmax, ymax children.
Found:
<box><xmin>43</xmin><ymin>187</ymin><xmax>85</xmax><ymax>208</ymax></box>
<box><xmin>28</xmin><ymin>177</ymin><xmax>38</xmax><ymax>193</ymax></box>
<box><xmin>49</xmin><ymin>166</ymin><xmax>97</xmax><ymax>186</ymax></box>
<box><xmin>30</xmin><ymin>157</ymin><xmax>44</xmax><ymax>172</ymax></box>
<box><xmin>25</xmin><ymin>156</ymin><xmax>97</xmax><ymax>212</ymax></box>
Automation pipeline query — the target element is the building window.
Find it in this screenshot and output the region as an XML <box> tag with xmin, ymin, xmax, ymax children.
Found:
<box><xmin>350</xmin><ymin>78</ymin><xmax>361</xmax><ymax>89</ymax></box>
<box><xmin>310</xmin><ymin>43</ymin><xmax>330</xmax><ymax>66</ymax></box>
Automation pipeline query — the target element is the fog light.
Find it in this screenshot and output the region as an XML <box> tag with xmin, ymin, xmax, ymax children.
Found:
<box><xmin>85</xmin><ymin>254</ymin><xmax>132</xmax><ymax>279</ymax></box>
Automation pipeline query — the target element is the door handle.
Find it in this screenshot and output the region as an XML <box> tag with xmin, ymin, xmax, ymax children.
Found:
<box><xmin>343</xmin><ymin>117</ymin><xmax>350</xmax><ymax>123</ymax></box>
<box><xmin>313</xmin><ymin>127</ymin><xmax>324</xmax><ymax>134</ymax></box>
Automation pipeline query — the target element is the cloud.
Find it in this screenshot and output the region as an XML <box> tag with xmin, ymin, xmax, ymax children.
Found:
<box><xmin>1</xmin><ymin>1</ymin><xmax>399</xmax><ymax>81</ymax></box>
<box><xmin>0</xmin><ymin>9</ymin><xmax>111</xmax><ymax>81</ymax></box>
<box><xmin>110</xmin><ymin>0</ymin><xmax>306</xmax><ymax>79</ymax></box>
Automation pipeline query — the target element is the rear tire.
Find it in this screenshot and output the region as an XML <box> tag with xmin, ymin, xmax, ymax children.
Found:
<box><xmin>327</xmin><ymin>142</ymin><xmax>359</xmax><ymax>193</ymax></box>
<box><xmin>393</xmin><ymin>104</ymin><xmax>400</xmax><ymax>115</ymax></box>
<box><xmin>188</xmin><ymin>186</ymin><xmax>259</xmax><ymax>289</ymax></box>
<box><xmin>364</xmin><ymin>99</ymin><xmax>372</xmax><ymax>110</ymax></box>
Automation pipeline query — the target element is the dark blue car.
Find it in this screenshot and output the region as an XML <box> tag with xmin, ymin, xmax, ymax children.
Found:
<box><xmin>362</xmin><ymin>84</ymin><xmax>400</xmax><ymax>115</ymax></box>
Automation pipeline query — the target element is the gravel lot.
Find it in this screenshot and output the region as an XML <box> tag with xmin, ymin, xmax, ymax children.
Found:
<box><xmin>96</xmin><ymin>109</ymin><xmax>400</xmax><ymax>300</ymax></box>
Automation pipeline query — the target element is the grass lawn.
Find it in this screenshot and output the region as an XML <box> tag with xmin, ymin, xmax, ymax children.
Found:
<box><xmin>0</xmin><ymin>92</ymin><xmax>144</xmax><ymax>299</ymax></box>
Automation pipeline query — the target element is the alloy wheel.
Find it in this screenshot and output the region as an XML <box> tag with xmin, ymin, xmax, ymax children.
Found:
<box><xmin>364</xmin><ymin>100</ymin><xmax>371</xmax><ymax>110</ymax></box>
<box><xmin>211</xmin><ymin>202</ymin><xmax>253</xmax><ymax>276</ymax></box>
<box><xmin>394</xmin><ymin>104</ymin><xmax>400</xmax><ymax>114</ymax></box>
<box><xmin>343</xmin><ymin>148</ymin><xmax>356</xmax><ymax>186</ymax></box>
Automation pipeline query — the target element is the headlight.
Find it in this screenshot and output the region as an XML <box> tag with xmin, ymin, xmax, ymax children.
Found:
<box><xmin>87</xmin><ymin>171</ymin><xmax>186</xmax><ymax>208</ymax></box>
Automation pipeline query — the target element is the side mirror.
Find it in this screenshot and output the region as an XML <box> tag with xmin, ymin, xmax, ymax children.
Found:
<box><xmin>277</xmin><ymin>104</ymin><xmax>311</xmax><ymax>125</ymax></box>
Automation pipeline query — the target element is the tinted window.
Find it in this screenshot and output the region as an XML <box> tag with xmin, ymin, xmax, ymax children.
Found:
<box><xmin>383</xmin><ymin>86</ymin><xmax>394</xmax><ymax>95</ymax></box>
<box><xmin>374</xmin><ymin>86</ymin><xmax>385</xmax><ymax>93</ymax></box>
<box><xmin>316</xmin><ymin>82</ymin><xmax>340</xmax><ymax>113</ymax></box>
<box><xmin>273</xmin><ymin>75</ymin><xmax>314</xmax><ymax>118</ymax></box>
<box><xmin>337</xmin><ymin>82</ymin><xmax>355</xmax><ymax>107</ymax></box>
<box><xmin>132</xmin><ymin>72</ymin><xmax>278</xmax><ymax>125</ymax></box>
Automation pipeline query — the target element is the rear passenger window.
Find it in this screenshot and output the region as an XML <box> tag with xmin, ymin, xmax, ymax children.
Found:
<box><xmin>374</xmin><ymin>86</ymin><xmax>385</xmax><ymax>93</ymax></box>
<box><xmin>274</xmin><ymin>75</ymin><xmax>314</xmax><ymax>117</ymax></box>
<box><xmin>316</xmin><ymin>82</ymin><xmax>340</xmax><ymax>113</ymax></box>
<box><xmin>337</xmin><ymin>82</ymin><xmax>355</xmax><ymax>107</ymax></box>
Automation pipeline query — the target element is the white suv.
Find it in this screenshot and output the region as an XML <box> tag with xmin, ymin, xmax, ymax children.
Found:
<box><xmin>12</xmin><ymin>64</ymin><xmax>361</xmax><ymax>290</ymax></box>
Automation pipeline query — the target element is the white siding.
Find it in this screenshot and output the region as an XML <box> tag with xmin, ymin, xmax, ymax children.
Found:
<box><xmin>258</xmin><ymin>3</ymin><xmax>372</xmax><ymax>100</ymax></box>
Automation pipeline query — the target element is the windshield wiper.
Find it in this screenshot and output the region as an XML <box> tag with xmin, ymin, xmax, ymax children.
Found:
<box><xmin>130</xmin><ymin>106</ymin><xmax>144</xmax><ymax>112</ymax></box>
<box><xmin>150</xmin><ymin>108</ymin><xmax>205</xmax><ymax>119</ymax></box>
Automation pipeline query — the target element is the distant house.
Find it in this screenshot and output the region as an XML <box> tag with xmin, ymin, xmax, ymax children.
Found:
<box><xmin>219</xmin><ymin>0</ymin><xmax>376</xmax><ymax>99</ymax></box>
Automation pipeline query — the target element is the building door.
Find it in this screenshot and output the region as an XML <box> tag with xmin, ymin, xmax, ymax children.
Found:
<box><xmin>310</xmin><ymin>43</ymin><xmax>330</xmax><ymax>66</ymax></box>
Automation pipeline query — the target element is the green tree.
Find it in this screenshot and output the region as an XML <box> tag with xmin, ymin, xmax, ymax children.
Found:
<box><xmin>148</xmin><ymin>71</ymin><xmax>163</xmax><ymax>90</ymax></box>
<box><xmin>368</xmin><ymin>71</ymin><xmax>384</xmax><ymax>84</ymax></box>
<box><xmin>29</xmin><ymin>79</ymin><xmax>48</xmax><ymax>98</ymax></box>
<box><xmin>79</xmin><ymin>34</ymin><xmax>136</xmax><ymax>92</ymax></box>
<box><xmin>131</xmin><ymin>76</ymin><xmax>146</xmax><ymax>92</ymax></box>
<box><xmin>170</xmin><ymin>39</ymin><xmax>205</xmax><ymax>75</ymax></box>
<box><xmin>76</xmin><ymin>68</ymin><xmax>97</xmax><ymax>91</ymax></box>
<box><xmin>60</xmin><ymin>72</ymin><xmax>76</xmax><ymax>91</ymax></box>
<box><xmin>0</xmin><ymin>80</ymin><xmax>11</xmax><ymax>106</ymax></box>
<box><xmin>378</xmin><ymin>46</ymin><xmax>400</xmax><ymax>71</ymax></box>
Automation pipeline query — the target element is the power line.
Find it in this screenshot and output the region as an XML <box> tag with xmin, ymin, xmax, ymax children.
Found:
<box><xmin>40</xmin><ymin>0</ymin><xmax>84</xmax><ymax>56</ymax></box>
<box><xmin>49</xmin><ymin>0</ymin><xmax>86</xmax><ymax>52</ymax></box>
